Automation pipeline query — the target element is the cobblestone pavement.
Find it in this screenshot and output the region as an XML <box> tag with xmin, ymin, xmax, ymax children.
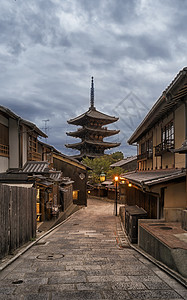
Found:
<box><xmin>0</xmin><ymin>198</ymin><xmax>187</xmax><ymax>300</ymax></box>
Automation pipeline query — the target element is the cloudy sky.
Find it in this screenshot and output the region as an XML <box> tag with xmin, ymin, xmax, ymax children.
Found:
<box><xmin>0</xmin><ymin>0</ymin><xmax>187</xmax><ymax>157</ymax></box>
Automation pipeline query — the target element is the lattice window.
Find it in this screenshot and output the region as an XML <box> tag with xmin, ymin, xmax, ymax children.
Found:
<box><xmin>28</xmin><ymin>135</ymin><xmax>37</xmax><ymax>153</ymax></box>
<box><xmin>161</xmin><ymin>121</ymin><xmax>174</xmax><ymax>147</ymax></box>
<box><xmin>28</xmin><ymin>134</ymin><xmax>41</xmax><ymax>161</ymax></box>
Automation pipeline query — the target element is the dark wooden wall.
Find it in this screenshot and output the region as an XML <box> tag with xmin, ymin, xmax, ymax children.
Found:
<box><xmin>63</xmin><ymin>184</ymin><xmax>73</xmax><ymax>211</ymax></box>
<box><xmin>53</xmin><ymin>158</ymin><xmax>87</xmax><ymax>206</ymax></box>
<box><xmin>125</xmin><ymin>186</ymin><xmax>157</xmax><ymax>219</ymax></box>
<box><xmin>0</xmin><ymin>184</ymin><xmax>36</xmax><ymax>259</ymax></box>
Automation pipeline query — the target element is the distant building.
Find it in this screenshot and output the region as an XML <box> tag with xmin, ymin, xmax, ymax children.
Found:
<box><xmin>110</xmin><ymin>155</ymin><xmax>137</xmax><ymax>172</ymax></box>
<box><xmin>66</xmin><ymin>77</ymin><xmax>120</xmax><ymax>160</ymax></box>
<box><xmin>120</xmin><ymin>67</ymin><xmax>187</xmax><ymax>221</ymax></box>
<box><xmin>39</xmin><ymin>141</ymin><xmax>89</xmax><ymax>206</ymax></box>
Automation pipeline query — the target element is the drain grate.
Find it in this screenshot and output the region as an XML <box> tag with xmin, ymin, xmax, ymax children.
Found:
<box><xmin>12</xmin><ymin>280</ymin><xmax>23</xmax><ymax>285</ymax></box>
<box><xmin>149</xmin><ymin>223</ymin><xmax>166</xmax><ymax>226</ymax></box>
<box><xmin>160</xmin><ymin>226</ymin><xmax>173</xmax><ymax>230</ymax></box>
<box><xmin>34</xmin><ymin>241</ymin><xmax>47</xmax><ymax>246</ymax></box>
<box><xmin>36</xmin><ymin>253</ymin><xmax>64</xmax><ymax>261</ymax></box>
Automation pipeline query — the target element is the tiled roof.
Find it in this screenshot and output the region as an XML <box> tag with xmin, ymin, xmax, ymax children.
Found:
<box><xmin>66</xmin><ymin>140</ymin><xmax>120</xmax><ymax>149</ymax></box>
<box><xmin>49</xmin><ymin>171</ymin><xmax>63</xmax><ymax>181</ymax></box>
<box><xmin>68</xmin><ymin>107</ymin><xmax>118</xmax><ymax>125</ymax></box>
<box><xmin>110</xmin><ymin>156</ymin><xmax>137</xmax><ymax>167</ymax></box>
<box><xmin>67</xmin><ymin>126</ymin><xmax>120</xmax><ymax>138</ymax></box>
<box><xmin>101</xmin><ymin>180</ymin><xmax>113</xmax><ymax>185</ymax></box>
<box><xmin>172</xmin><ymin>140</ymin><xmax>187</xmax><ymax>154</ymax></box>
<box><xmin>121</xmin><ymin>168</ymin><xmax>186</xmax><ymax>187</ymax></box>
<box><xmin>39</xmin><ymin>141</ymin><xmax>90</xmax><ymax>169</ymax></box>
<box><xmin>22</xmin><ymin>161</ymin><xmax>49</xmax><ymax>173</ymax></box>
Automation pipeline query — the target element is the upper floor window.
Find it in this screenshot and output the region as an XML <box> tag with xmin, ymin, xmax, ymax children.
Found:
<box><xmin>146</xmin><ymin>138</ymin><xmax>153</xmax><ymax>155</ymax></box>
<box><xmin>28</xmin><ymin>134</ymin><xmax>41</xmax><ymax>161</ymax></box>
<box><xmin>141</xmin><ymin>142</ymin><xmax>145</xmax><ymax>154</ymax></box>
<box><xmin>155</xmin><ymin>121</ymin><xmax>174</xmax><ymax>156</ymax></box>
<box><xmin>161</xmin><ymin>121</ymin><xmax>174</xmax><ymax>147</ymax></box>
<box><xmin>0</xmin><ymin>123</ymin><xmax>9</xmax><ymax>157</ymax></box>
<box><xmin>28</xmin><ymin>135</ymin><xmax>37</xmax><ymax>153</ymax></box>
<box><xmin>138</xmin><ymin>137</ymin><xmax>153</xmax><ymax>161</ymax></box>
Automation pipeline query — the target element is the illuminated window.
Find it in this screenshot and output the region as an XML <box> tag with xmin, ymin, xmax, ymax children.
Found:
<box><xmin>73</xmin><ymin>190</ymin><xmax>79</xmax><ymax>200</ymax></box>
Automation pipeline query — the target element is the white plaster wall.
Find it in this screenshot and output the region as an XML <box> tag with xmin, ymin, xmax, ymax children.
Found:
<box><xmin>0</xmin><ymin>157</ymin><xmax>8</xmax><ymax>172</ymax></box>
<box><xmin>0</xmin><ymin>115</ymin><xmax>9</xmax><ymax>172</ymax></box>
<box><xmin>9</xmin><ymin>118</ymin><xmax>19</xmax><ymax>168</ymax></box>
<box><xmin>0</xmin><ymin>115</ymin><xmax>8</xmax><ymax>126</ymax></box>
<box><xmin>164</xmin><ymin>181</ymin><xmax>186</xmax><ymax>208</ymax></box>
<box><xmin>22</xmin><ymin>126</ymin><xmax>28</xmax><ymax>167</ymax></box>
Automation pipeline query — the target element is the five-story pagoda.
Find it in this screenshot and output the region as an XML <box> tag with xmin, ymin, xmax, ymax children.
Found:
<box><xmin>66</xmin><ymin>77</ymin><xmax>120</xmax><ymax>160</ymax></box>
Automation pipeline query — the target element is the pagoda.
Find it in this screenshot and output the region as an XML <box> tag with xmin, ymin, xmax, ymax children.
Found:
<box><xmin>65</xmin><ymin>77</ymin><xmax>120</xmax><ymax>160</ymax></box>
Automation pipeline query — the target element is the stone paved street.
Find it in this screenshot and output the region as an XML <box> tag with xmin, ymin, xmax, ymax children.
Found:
<box><xmin>0</xmin><ymin>198</ymin><xmax>186</xmax><ymax>299</ymax></box>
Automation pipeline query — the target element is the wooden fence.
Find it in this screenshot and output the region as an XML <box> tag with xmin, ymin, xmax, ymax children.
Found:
<box><xmin>0</xmin><ymin>184</ymin><xmax>37</xmax><ymax>259</ymax></box>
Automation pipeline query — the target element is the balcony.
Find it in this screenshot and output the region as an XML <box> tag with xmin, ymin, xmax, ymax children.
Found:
<box><xmin>0</xmin><ymin>144</ymin><xmax>9</xmax><ymax>157</ymax></box>
<box><xmin>28</xmin><ymin>151</ymin><xmax>42</xmax><ymax>161</ymax></box>
<box><xmin>137</xmin><ymin>150</ymin><xmax>153</xmax><ymax>161</ymax></box>
<box><xmin>155</xmin><ymin>140</ymin><xmax>174</xmax><ymax>156</ymax></box>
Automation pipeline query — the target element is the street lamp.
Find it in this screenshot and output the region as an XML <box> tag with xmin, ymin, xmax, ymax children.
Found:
<box><xmin>114</xmin><ymin>176</ymin><xmax>119</xmax><ymax>216</ymax></box>
<box><xmin>100</xmin><ymin>171</ymin><xmax>106</xmax><ymax>183</ymax></box>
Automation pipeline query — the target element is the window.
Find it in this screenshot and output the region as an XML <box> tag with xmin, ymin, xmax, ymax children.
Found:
<box><xmin>146</xmin><ymin>138</ymin><xmax>153</xmax><ymax>157</ymax></box>
<box><xmin>161</xmin><ymin>121</ymin><xmax>174</xmax><ymax>148</ymax></box>
<box><xmin>73</xmin><ymin>190</ymin><xmax>79</xmax><ymax>201</ymax></box>
<box><xmin>28</xmin><ymin>134</ymin><xmax>41</xmax><ymax>161</ymax></box>
<box><xmin>28</xmin><ymin>135</ymin><xmax>37</xmax><ymax>153</ymax></box>
<box><xmin>0</xmin><ymin>123</ymin><xmax>9</xmax><ymax>157</ymax></box>
<box><xmin>141</xmin><ymin>142</ymin><xmax>145</xmax><ymax>154</ymax></box>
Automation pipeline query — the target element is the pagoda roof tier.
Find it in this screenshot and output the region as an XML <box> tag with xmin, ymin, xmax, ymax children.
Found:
<box><xmin>69</xmin><ymin>153</ymin><xmax>105</xmax><ymax>161</ymax></box>
<box><xmin>66</xmin><ymin>126</ymin><xmax>120</xmax><ymax>138</ymax></box>
<box><xmin>65</xmin><ymin>140</ymin><xmax>121</xmax><ymax>150</ymax></box>
<box><xmin>67</xmin><ymin>107</ymin><xmax>119</xmax><ymax>126</ymax></box>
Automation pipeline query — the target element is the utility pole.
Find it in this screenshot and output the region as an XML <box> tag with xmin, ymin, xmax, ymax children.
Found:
<box><xmin>42</xmin><ymin>119</ymin><xmax>50</xmax><ymax>139</ymax></box>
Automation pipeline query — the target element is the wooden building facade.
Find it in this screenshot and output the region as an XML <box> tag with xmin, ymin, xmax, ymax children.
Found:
<box><xmin>120</xmin><ymin>67</ymin><xmax>187</xmax><ymax>221</ymax></box>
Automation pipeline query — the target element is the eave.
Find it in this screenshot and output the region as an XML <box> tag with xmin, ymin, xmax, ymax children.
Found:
<box><xmin>65</xmin><ymin>140</ymin><xmax>121</xmax><ymax>150</ymax></box>
<box><xmin>69</xmin><ymin>153</ymin><xmax>105</xmax><ymax>160</ymax></box>
<box><xmin>120</xmin><ymin>169</ymin><xmax>186</xmax><ymax>189</ymax></box>
<box><xmin>172</xmin><ymin>139</ymin><xmax>187</xmax><ymax>154</ymax></box>
<box><xmin>0</xmin><ymin>105</ymin><xmax>47</xmax><ymax>138</ymax></box>
<box><xmin>67</xmin><ymin>107</ymin><xmax>119</xmax><ymax>126</ymax></box>
<box><xmin>66</xmin><ymin>126</ymin><xmax>120</xmax><ymax>138</ymax></box>
<box><xmin>128</xmin><ymin>67</ymin><xmax>187</xmax><ymax>144</ymax></box>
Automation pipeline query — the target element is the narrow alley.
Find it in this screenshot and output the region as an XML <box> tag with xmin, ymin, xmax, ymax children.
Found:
<box><xmin>0</xmin><ymin>198</ymin><xmax>186</xmax><ymax>299</ymax></box>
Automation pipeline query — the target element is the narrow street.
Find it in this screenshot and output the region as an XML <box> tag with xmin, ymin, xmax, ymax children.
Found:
<box><xmin>0</xmin><ymin>198</ymin><xmax>186</xmax><ymax>300</ymax></box>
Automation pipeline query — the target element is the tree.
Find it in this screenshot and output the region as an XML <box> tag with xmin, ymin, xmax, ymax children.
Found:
<box><xmin>82</xmin><ymin>152</ymin><xmax>124</xmax><ymax>184</ymax></box>
<box><xmin>111</xmin><ymin>151</ymin><xmax>124</xmax><ymax>161</ymax></box>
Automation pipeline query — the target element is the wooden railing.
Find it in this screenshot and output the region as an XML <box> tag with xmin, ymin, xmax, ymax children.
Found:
<box><xmin>137</xmin><ymin>150</ymin><xmax>153</xmax><ymax>161</ymax></box>
<box><xmin>155</xmin><ymin>140</ymin><xmax>174</xmax><ymax>156</ymax></box>
<box><xmin>0</xmin><ymin>144</ymin><xmax>9</xmax><ymax>157</ymax></box>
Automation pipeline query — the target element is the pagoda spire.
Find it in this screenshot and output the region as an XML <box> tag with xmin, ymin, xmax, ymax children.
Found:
<box><xmin>90</xmin><ymin>76</ymin><xmax>95</xmax><ymax>109</ymax></box>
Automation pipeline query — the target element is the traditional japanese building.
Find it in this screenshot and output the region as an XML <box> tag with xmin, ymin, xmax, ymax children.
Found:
<box><xmin>66</xmin><ymin>77</ymin><xmax>120</xmax><ymax>160</ymax></box>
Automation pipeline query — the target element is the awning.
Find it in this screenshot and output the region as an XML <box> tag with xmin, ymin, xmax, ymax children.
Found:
<box><xmin>120</xmin><ymin>168</ymin><xmax>186</xmax><ymax>188</ymax></box>
<box><xmin>172</xmin><ymin>140</ymin><xmax>187</xmax><ymax>154</ymax></box>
